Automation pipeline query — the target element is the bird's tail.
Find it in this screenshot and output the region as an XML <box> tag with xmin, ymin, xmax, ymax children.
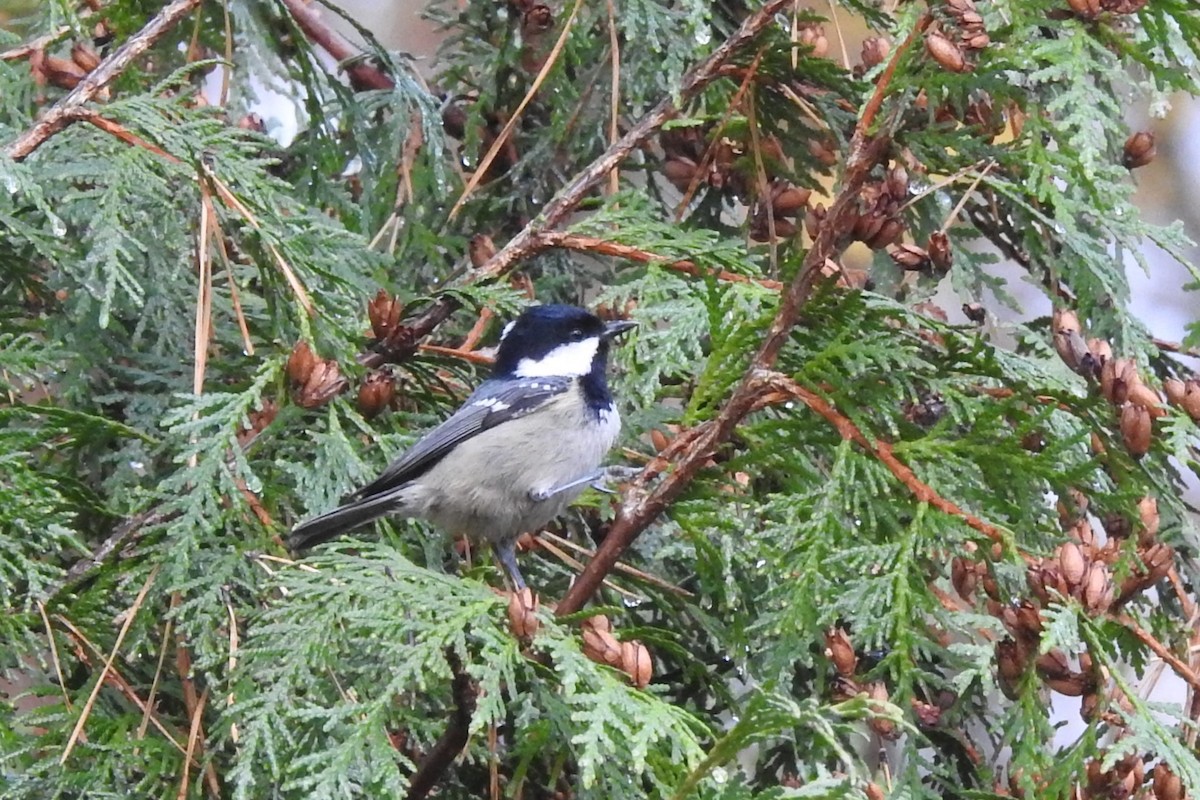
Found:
<box><xmin>287</xmin><ymin>492</ymin><xmax>402</xmax><ymax>552</ymax></box>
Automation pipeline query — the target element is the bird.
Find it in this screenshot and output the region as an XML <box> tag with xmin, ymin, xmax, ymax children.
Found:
<box><xmin>287</xmin><ymin>304</ymin><xmax>637</xmax><ymax>589</ymax></box>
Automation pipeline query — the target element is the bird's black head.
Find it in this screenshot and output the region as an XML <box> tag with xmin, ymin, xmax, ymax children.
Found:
<box><xmin>492</xmin><ymin>305</ymin><xmax>635</xmax><ymax>404</ymax></box>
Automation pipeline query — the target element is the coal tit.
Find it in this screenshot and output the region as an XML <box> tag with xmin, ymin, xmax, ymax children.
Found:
<box><xmin>287</xmin><ymin>304</ymin><xmax>636</xmax><ymax>589</ymax></box>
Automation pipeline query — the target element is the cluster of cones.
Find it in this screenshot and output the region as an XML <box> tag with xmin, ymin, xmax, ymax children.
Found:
<box><xmin>951</xmin><ymin>485</ymin><xmax>1173</xmax><ymax>702</ymax></box>
<box><xmin>1051</xmin><ymin>309</ymin><xmax>1198</xmax><ymax>459</ymax></box>
<box><xmin>507</xmin><ymin>590</ymin><xmax>653</xmax><ymax>689</ymax></box>
<box><xmin>283</xmin><ymin>290</ymin><xmax>410</xmax><ymax>417</ymax></box>
<box><xmin>925</xmin><ymin>0</ymin><xmax>991</xmax><ymax>74</ymax></box>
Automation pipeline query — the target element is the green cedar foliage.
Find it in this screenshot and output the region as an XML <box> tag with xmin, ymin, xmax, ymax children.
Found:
<box><xmin>1</xmin><ymin>0</ymin><xmax>1199</xmax><ymax>798</ymax></box>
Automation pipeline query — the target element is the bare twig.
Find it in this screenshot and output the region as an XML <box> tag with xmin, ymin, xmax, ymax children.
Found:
<box><xmin>536</xmin><ymin>531</ymin><xmax>693</xmax><ymax>597</ymax></box>
<box><xmin>177</xmin><ymin>686</ymin><xmax>210</xmax><ymax>800</ymax></box>
<box><xmin>673</xmin><ymin>52</ymin><xmax>764</xmax><ymax>219</ymax></box>
<box><xmin>137</xmin><ymin>620</ymin><xmax>174</xmax><ymax>742</ymax></box>
<box><xmin>171</xmin><ymin>592</ymin><xmax>222</xmax><ymax>799</ymax></box>
<box><xmin>605</xmin><ymin>0</ymin><xmax>621</xmax><ymax>196</ymax></box>
<box><xmin>753</xmin><ymin>371</ymin><xmax>1012</xmax><ymax>547</ymax></box>
<box><xmin>37</xmin><ymin>600</ymin><xmax>72</xmax><ymax>710</ymax></box>
<box><xmin>203</xmin><ymin>167</ymin><xmax>315</xmax><ymax>316</ymax></box>
<box><xmin>1115</xmin><ymin>612</ymin><xmax>1200</xmax><ymax>695</ymax></box>
<box><xmin>537</xmin><ymin>231</ymin><xmax>783</xmax><ymax>291</ymax></box>
<box><xmin>419</xmin><ymin>343</ymin><xmax>496</xmax><ymax>365</ymax></box>
<box><xmin>0</xmin><ymin>25</ymin><xmax>73</xmax><ymax>62</ymax></box>
<box><xmin>4</xmin><ymin>0</ymin><xmax>205</xmax><ymax>161</ymax></box>
<box><xmin>1153</xmin><ymin>337</ymin><xmax>1200</xmax><ymax>361</ymax></box>
<box><xmin>56</xmin><ymin>614</ymin><xmax>192</xmax><ymax>757</ymax></box>
<box><xmin>278</xmin><ymin>0</ymin><xmax>395</xmax><ymax>91</ymax></box>
<box><xmin>405</xmin><ymin>651</ymin><xmax>478</xmax><ymax>800</ymax></box>
<box><xmin>79</xmin><ymin>110</ymin><xmax>180</xmax><ymax>161</ymax></box>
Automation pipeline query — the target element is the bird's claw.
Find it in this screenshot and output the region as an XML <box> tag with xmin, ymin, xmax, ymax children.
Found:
<box><xmin>529</xmin><ymin>465</ymin><xmax>640</xmax><ymax>503</ymax></box>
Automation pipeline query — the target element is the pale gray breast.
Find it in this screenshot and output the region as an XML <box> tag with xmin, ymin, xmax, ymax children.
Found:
<box><xmin>406</xmin><ymin>385</ymin><xmax>621</xmax><ymax>542</ymax></box>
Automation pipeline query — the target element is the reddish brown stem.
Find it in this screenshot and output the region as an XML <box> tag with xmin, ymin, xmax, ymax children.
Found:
<box><xmin>4</xmin><ymin>0</ymin><xmax>204</xmax><ymax>161</ymax></box>
<box><xmin>755</xmin><ymin>372</ymin><xmax>1010</xmax><ymax>547</ymax></box>
<box><xmin>537</xmin><ymin>231</ymin><xmax>783</xmax><ymax>290</ymax></box>
<box><xmin>278</xmin><ymin>0</ymin><xmax>395</xmax><ymax>92</ymax></box>
<box><xmin>1114</xmin><ymin>612</ymin><xmax>1200</xmax><ymax>695</ymax></box>
<box><xmin>405</xmin><ymin>651</ymin><xmax>477</xmax><ymax>800</ymax></box>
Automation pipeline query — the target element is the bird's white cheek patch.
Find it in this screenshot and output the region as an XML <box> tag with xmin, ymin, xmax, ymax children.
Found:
<box><xmin>515</xmin><ymin>338</ymin><xmax>600</xmax><ymax>377</ymax></box>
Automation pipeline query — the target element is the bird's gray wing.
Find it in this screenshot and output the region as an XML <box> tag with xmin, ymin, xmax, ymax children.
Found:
<box><xmin>350</xmin><ymin>376</ymin><xmax>572</xmax><ymax>500</ymax></box>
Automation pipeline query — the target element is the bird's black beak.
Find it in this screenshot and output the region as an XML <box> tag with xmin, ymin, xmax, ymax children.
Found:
<box><xmin>602</xmin><ymin>319</ymin><xmax>637</xmax><ymax>340</ymax></box>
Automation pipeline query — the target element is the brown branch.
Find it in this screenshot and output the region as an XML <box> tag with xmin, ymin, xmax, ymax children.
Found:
<box><xmin>1153</xmin><ymin>337</ymin><xmax>1200</xmax><ymax>362</ymax></box>
<box><xmin>361</xmin><ymin>0</ymin><xmax>795</xmax><ymax>367</ymax></box>
<box><xmin>50</xmin><ymin>510</ymin><xmax>167</xmax><ymax>598</ymax></box>
<box><xmin>3</xmin><ymin>0</ymin><xmax>204</xmax><ymax>161</ymax></box>
<box><xmin>419</xmin><ymin>342</ymin><xmax>497</xmax><ymax>365</ymax></box>
<box><xmin>537</xmin><ymin>231</ymin><xmax>783</xmax><ymax>291</ymax></box>
<box><xmin>674</xmin><ymin>51</ymin><xmax>765</xmax><ymax>219</ymax></box>
<box><xmin>405</xmin><ymin>650</ymin><xmax>478</xmax><ymax>800</ymax></box>
<box><xmin>754</xmin><ymin>372</ymin><xmax>1010</xmax><ymax>547</ymax></box>
<box><xmin>171</xmin><ymin>592</ymin><xmax>222</xmax><ymax>799</ymax></box>
<box><xmin>79</xmin><ymin>110</ymin><xmax>181</xmax><ymax>162</ymax></box>
<box><xmin>0</xmin><ymin>24</ymin><xmax>74</xmax><ymax>62</ymax></box>
<box><xmin>555</xmin><ymin>15</ymin><xmax>931</xmax><ymax>617</ymax></box>
<box><xmin>1114</xmin><ymin>612</ymin><xmax>1200</xmax><ymax>696</ymax></box>
<box><xmin>278</xmin><ymin>0</ymin><xmax>395</xmax><ymax>92</ymax></box>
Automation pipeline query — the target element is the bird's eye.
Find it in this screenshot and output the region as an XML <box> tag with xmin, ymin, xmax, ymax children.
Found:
<box><xmin>569</xmin><ymin>328</ymin><xmax>585</xmax><ymax>341</ymax></box>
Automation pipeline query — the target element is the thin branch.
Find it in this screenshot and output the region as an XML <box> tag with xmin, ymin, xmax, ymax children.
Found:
<box><xmin>405</xmin><ymin>651</ymin><xmax>478</xmax><ymax>800</ymax></box>
<box><xmin>1153</xmin><ymin>337</ymin><xmax>1200</xmax><ymax>362</ymax></box>
<box><xmin>0</xmin><ymin>25</ymin><xmax>73</xmax><ymax>62</ymax></box>
<box><xmin>1115</xmin><ymin>612</ymin><xmax>1200</xmax><ymax>695</ymax></box>
<box><xmin>755</xmin><ymin>372</ymin><xmax>1012</xmax><ymax>548</ymax></box>
<box><xmin>4</xmin><ymin>0</ymin><xmax>204</xmax><ymax>161</ymax></box>
<box><xmin>536</xmin><ymin>531</ymin><xmax>693</xmax><ymax>597</ymax></box>
<box><xmin>536</xmin><ymin>231</ymin><xmax>783</xmax><ymax>290</ymax></box>
<box><xmin>56</xmin><ymin>614</ymin><xmax>193</xmax><ymax>757</ymax></box>
<box><xmin>77</xmin><ymin>110</ymin><xmax>181</xmax><ymax>162</ymax></box>
<box><xmin>50</xmin><ymin>510</ymin><xmax>166</xmax><ymax>599</ymax></box>
<box><xmin>278</xmin><ymin>0</ymin><xmax>395</xmax><ymax>91</ymax></box>
<box><xmin>555</xmin><ymin>14</ymin><xmax>931</xmax><ymax>617</ymax></box>
<box><xmin>605</xmin><ymin>0</ymin><xmax>621</xmax><ymax>196</ymax></box>
<box><xmin>674</xmin><ymin>52</ymin><xmax>764</xmax><ymax>219</ymax></box>
<box><xmin>37</xmin><ymin>600</ymin><xmax>72</xmax><ymax>710</ymax></box>
<box><xmin>177</xmin><ymin>686</ymin><xmax>210</xmax><ymax>800</ymax></box>
<box><xmin>170</xmin><ymin>591</ymin><xmax>223</xmax><ymax>799</ymax></box>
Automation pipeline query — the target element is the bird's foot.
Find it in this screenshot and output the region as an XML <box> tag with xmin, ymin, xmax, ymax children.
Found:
<box><xmin>590</xmin><ymin>465</ymin><xmax>640</xmax><ymax>493</ymax></box>
<box><xmin>528</xmin><ymin>465</ymin><xmax>640</xmax><ymax>503</ymax></box>
<box><xmin>492</xmin><ymin>539</ymin><xmax>527</xmax><ymax>591</ymax></box>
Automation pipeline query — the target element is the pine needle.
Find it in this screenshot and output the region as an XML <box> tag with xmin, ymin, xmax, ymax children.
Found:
<box><xmin>60</xmin><ymin>565</ymin><xmax>160</xmax><ymax>764</ymax></box>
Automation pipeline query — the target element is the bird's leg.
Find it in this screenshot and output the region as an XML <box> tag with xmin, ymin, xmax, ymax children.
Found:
<box><xmin>492</xmin><ymin>538</ymin><xmax>527</xmax><ymax>591</ymax></box>
<box><xmin>528</xmin><ymin>466</ymin><xmax>641</xmax><ymax>502</ymax></box>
